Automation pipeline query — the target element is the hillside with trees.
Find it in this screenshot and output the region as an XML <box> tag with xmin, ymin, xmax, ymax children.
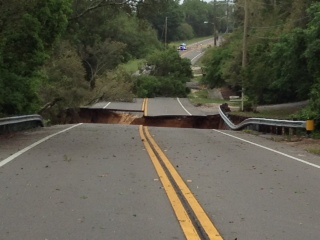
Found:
<box><xmin>1</xmin><ymin>0</ymin><xmax>319</xmax><ymax>127</ymax></box>
<box><xmin>202</xmin><ymin>0</ymin><xmax>320</xmax><ymax>126</ymax></box>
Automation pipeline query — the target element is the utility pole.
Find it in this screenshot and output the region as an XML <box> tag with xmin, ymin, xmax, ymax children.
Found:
<box><xmin>213</xmin><ymin>0</ymin><xmax>217</xmax><ymax>46</ymax></box>
<box><xmin>225</xmin><ymin>0</ymin><xmax>229</xmax><ymax>33</ymax></box>
<box><xmin>241</xmin><ymin>0</ymin><xmax>249</xmax><ymax>111</ymax></box>
<box><xmin>164</xmin><ymin>17</ymin><xmax>168</xmax><ymax>49</ymax></box>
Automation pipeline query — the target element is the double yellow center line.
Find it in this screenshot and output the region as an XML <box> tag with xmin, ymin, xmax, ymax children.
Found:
<box><xmin>139</xmin><ymin>126</ymin><xmax>223</xmax><ymax>240</ymax></box>
<box><xmin>142</xmin><ymin>98</ymin><xmax>148</xmax><ymax>116</ymax></box>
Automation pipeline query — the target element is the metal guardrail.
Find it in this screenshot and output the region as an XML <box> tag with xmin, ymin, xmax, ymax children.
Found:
<box><xmin>0</xmin><ymin>115</ymin><xmax>44</xmax><ymax>134</ymax></box>
<box><xmin>218</xmin><ymin>106</ymin><xmax>306</xmax><ymax>131</ymax></box>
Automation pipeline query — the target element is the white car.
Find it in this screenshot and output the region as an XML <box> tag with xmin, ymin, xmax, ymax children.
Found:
<box><xmin>178</xmin><ymin>43</ymin><xmax>187</xmax><ymax>51</ymax></box>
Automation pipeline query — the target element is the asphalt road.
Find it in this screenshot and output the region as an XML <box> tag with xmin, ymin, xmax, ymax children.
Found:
<box><xmin>1</xmin><ymin>38</ymin><xmax>319</xmax><ymax>240</ymax></box>
<box><xmin>146</xmin><ymin>97</ymin><xmax>206</xmax><ymax>116</ymax></box>
<box><xmin>0</xmin><ymin>124</ymin><xmax>185</xmax><ymax>240</ymax></box>
<box><xmin>1</xmin><ymin>121</ymin><xmax>319</xmax><ymax>239</ymax></box>
<box><xmin>149</xmin><ymin>127</ymin><xmax>320</xmax><ymax>239</ymax></box>
<box><xmin>90</xmin><ymin>99</ymin><xmax>144</xmax><ymax>112</ymax></box>
<box><xmin>179</xmin><ymin>38</ymin><xmax>216</xmax><ymax>64</ymax></box>
<box><xmin>89</xmin><ymin>97</ymin><xmax>215</xmax><ymax>116</ymax></box>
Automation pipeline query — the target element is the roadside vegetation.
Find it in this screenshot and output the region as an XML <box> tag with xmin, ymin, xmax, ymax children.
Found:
<box><xmin>200</xmin><ymin>0</ymin><xmax>320</xmax><ymax>131</ymax></box>
<box><xmin>1</xmin><ymin>0</ymin><xmax>320</xmax><ymax>135</ymax></box>
<box><xmin>0</xmin><ymin>0</ymin><xmax>221</xmax><ymax>121</ymax></box>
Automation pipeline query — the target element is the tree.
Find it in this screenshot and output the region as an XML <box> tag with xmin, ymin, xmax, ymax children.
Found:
<box><xmin>304</xmin><ymin>2</ymin><xmax>320</xmax><ymax>114</ymax></box>
<box><xmin>146</xmin><ymin>48</ymin><xmax>192</xmax><ymax>80</ymax></box>
<box><xmin>182</xmin><ymin>0</ymin><xmax>211</xmax><ymax>37</ymax></box>
<box><xmin>200</xmin><ymin>0</ymin><xmax>320</xmax><ymax>107</ymax></box>
<box><xmin>135</xmin><ymin>48</ymin><xmax>192</xmax><ymax>97</ymax></box>
<box><xmin>68</xmin><ymin>4</ymin><xmax>160</xmax><ymax>89</ymax></box>
<box><xmin>137</xmin><ymin>0</ymin><xmax>184</xmax><ymax>42</ymax></box>
<box><xmin>39</xmin><ymin>41</ymin><xmax>91</xmax><ymax>123</ymax></box>
<box><xmin>0</xmin><ymin>0</ymin><xmax>72</xmax><ymax>115</ymax></box>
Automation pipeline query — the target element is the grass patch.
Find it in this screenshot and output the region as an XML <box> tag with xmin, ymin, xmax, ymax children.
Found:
<box><xmin>188</xmin><ymin>89</ymin><xmax>228</xmax><ymax>105</ymax></box>
<box><xmin>230</xmin><ymin>108</ymin><xmax>302</xmax><ymax>120</ymax></box>
<box><xmin>307</xmin><ymin>148</ymin><xmax>320</xmax><ymax>155</ymax></box>
<box><xmin>242</xmin><ymin>129</ymin><xmax>260</xmax><ymax>136</ymax></box>
<box><xmin>119</xmin><ymin>59</ymin><xmax>145</xmax><ymax>73</ymax></box>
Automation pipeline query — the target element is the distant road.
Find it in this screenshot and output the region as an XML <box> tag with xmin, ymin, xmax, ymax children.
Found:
<box><xmin>90</xmin><ymin>98</ymin><xmax>144</xmax><ymax>112</ymax></box>
<box><xmin>179</xmin><ymin>38</ymin><xmax>215</xmax><ymax>64</ymax></box>
<box><xmin>90</xmin><ymin>97</ymin><xmax>217</xmax><ymax>116</ymax></box>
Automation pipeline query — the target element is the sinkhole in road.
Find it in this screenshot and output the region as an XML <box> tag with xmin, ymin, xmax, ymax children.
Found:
<box><xmin>66</xmin><ymin>108</ymin><xmax>225</xmax><ymax>129</ymax></box>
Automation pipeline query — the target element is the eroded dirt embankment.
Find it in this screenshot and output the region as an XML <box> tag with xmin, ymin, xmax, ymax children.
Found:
<box><xmin>59</xmin><ymin>108</ymin><xmax>296</xmax><ymax>134</ymax></box>
<box><xmin>62</xmin><ymin>108</ymin><xmax>222</xmax><ymax>129</ymax></box>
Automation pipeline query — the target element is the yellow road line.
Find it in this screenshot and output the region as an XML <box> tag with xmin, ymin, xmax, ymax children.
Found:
<box><xmin>144</xmin><ymin>127</ymin><xmax>223</xmax><ymax>240</ymax></box>
<box><xmin>139</xmin><ymin>126</ymin><xmax>201</xmax><ymax>240</ymax></box>
<box><xmin>143</xmin><ymin>98</ymin><xmax>148</xmax><ymax>116</ymax></box>
<box><xmin>142</xmin><ymin>98</ymin><xmax>146</xmax><ymax>112</ymax></box>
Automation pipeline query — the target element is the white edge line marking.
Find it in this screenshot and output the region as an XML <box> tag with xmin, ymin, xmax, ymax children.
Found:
<box><xmin>176</xmin><ymin>98</ymin><xmax>192</xmax><ymax>116</ymax></box>
<box><xmin>191</xmin><ymin>52</ymin><xmax>205</xmax><ymax>63</ymax></box>
<box><xmin>213</xmin><ymin>129</ymin><xmax>320</xmax><ymax>169</ymax></box>
<box><xmin>0</xmin><ymin>123</ymin><xmax>83</xmax><ymax>168</ymax></box>
<box><xmin>103</xmin><ymin>102</ymin><xmax>111</xmax><ymax>109</ymax></box>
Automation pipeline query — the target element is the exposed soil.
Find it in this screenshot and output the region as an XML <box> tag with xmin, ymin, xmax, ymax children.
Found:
<box><xmin>66</xmin><ymin>108</ymin><xmax>222</xmax><ymax>129</ymax></box>
<box><xmin>274</xmin><ymin>136</ymin><xmax>320</xmax><ymax>154</ymax></box>
<box><xmin>65</xmin><ymin>107</ymin><xmax>320</xmax><ymax>155</ymax></box>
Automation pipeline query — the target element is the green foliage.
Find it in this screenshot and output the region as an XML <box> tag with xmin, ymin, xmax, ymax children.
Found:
<box><xmin>175</xmin><ymin>23</ymin><xmax>195</xmax><ymax>41</ymax></box>
<box><xmin>103</xmin><ymin>13</ymin><xmax>161</xmax><ymax>59</ymax></box>
<box><xmin>0</xmin><ymin>0</ymin><xmax>72</xmax><ymax>115</ymax></box>
<box><xmin>201</xmin><ymin>46</ymin><xmax>230</xmax><ymax>88</ymax></box>
<box><xmin>135</xmin><ymin>76</ymin><xmax>161</xmax><ymax>98</ymax></box>
<box><xmin>202</xmin><ymin>0</ymin><xmax>320</xmax><ymax>115</ymax></box>
<box><xmin>182</xmin><ymin>0</ymin><xmax>212</xmax><ymax>37</ymax></box>
<box><xmin>1</xmin><ymin>0</ymin><xmax>72</xmax><ymax>73</ymax></box>
<box><xmin>305</xmin><ymin>3</ymin><xmax>320</xmax><ymax>78</ymax></box>
<box><xmin>137</xmin><ymin>0</ymin><xmax>184</xmax><ymax>42</ymax></box>
<box><xmin>265</xmin><ymin>29</ymin><xmax>312</xmax><ymax>103</ymax></box>
<box><xmin>39</xmin><ymin>41</ymin><xmax>91</xmax><ymax>122</ymax></box>
<box><xmin>309</xmin><ymin>80</ymin><xmax>320</xmax><ymax>115</ymax></box>
<box><xmin>3</xmin><ymin>0</ymin><xmax>316</xmax><ymax>125</ymax></box>
<box><xmin>0</xmin><ymin>70</ymin><xmax>42</xmax><ymax>115</ymax></box>
<box><xmin>146</xmin><ymin>48</ymin><xmax>192</xmax><ymax>80</ymax></box>
<box><xmin>201</xmin><ymin>33</ymin><xmax>243</xmax><ymax>90</ymax></box>
<box><xmin>135</xmin><ymin>75</ymin><xmax>189</xmax><ymax>98</ymax></box>
<box><xmin>135</xmin><ymin>48</ymin><xmax>192</xmax><ymax>98</ymax></box>
<box><xmin>120</xmin><ymin>59</ymin><xmax>146</xmax><ymax>73</ymax></box>
<box><xmin>94</xmin><ymin>67</ymin><xmax>135</xmax><ymax>102</ymax></box>
<box><xmin>68</xmin><ymin>5</ymin><xmax>161</xmax><ymax>89</ymax></box>
<box><xmin>83</xmin><ymin>39</ymin><xmax>127</xmax><ymax>89</ymax></box>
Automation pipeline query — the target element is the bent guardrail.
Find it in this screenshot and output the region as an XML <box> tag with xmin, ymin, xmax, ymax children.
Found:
<box><xmin>0</xmin><ymin>115</ymin><xmax>44</xmax><ymax>134</ymax></box>
<box><xmin>218</xmin><ymin>106</ymin><xmax>306</xmax><ymax>131</ymax></box>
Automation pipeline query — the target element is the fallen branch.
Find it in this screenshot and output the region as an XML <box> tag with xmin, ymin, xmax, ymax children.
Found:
<box><xmin>38</xmin><ymin>97</ymin><xmax>63</xmax><ymax>114</ymax></box>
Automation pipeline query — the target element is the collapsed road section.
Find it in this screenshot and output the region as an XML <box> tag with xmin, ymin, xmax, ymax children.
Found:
<box><xmin>62</xmin><ymin>108</ymin><xmax>223</xmax><ymax>130</ymax></box>
<box><xmin>59</xmin><ymin>107</ymin><xmax>305</xmax><ymax>136</ymax></box>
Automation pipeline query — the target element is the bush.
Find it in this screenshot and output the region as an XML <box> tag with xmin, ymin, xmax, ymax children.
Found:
<box><xmin>135</xmin><ymin>76</ymin><xmax>160</xmax><ymax>98</ymax></box>
<box><xmin>135</xmin><ymin>76</ymin><xmax>189</xmax><ymax>98</ymax></box>
<box><xmin>134</xmin><ymin>48</ymin><xmax>192</xmax><ymax>98</ymax></box>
